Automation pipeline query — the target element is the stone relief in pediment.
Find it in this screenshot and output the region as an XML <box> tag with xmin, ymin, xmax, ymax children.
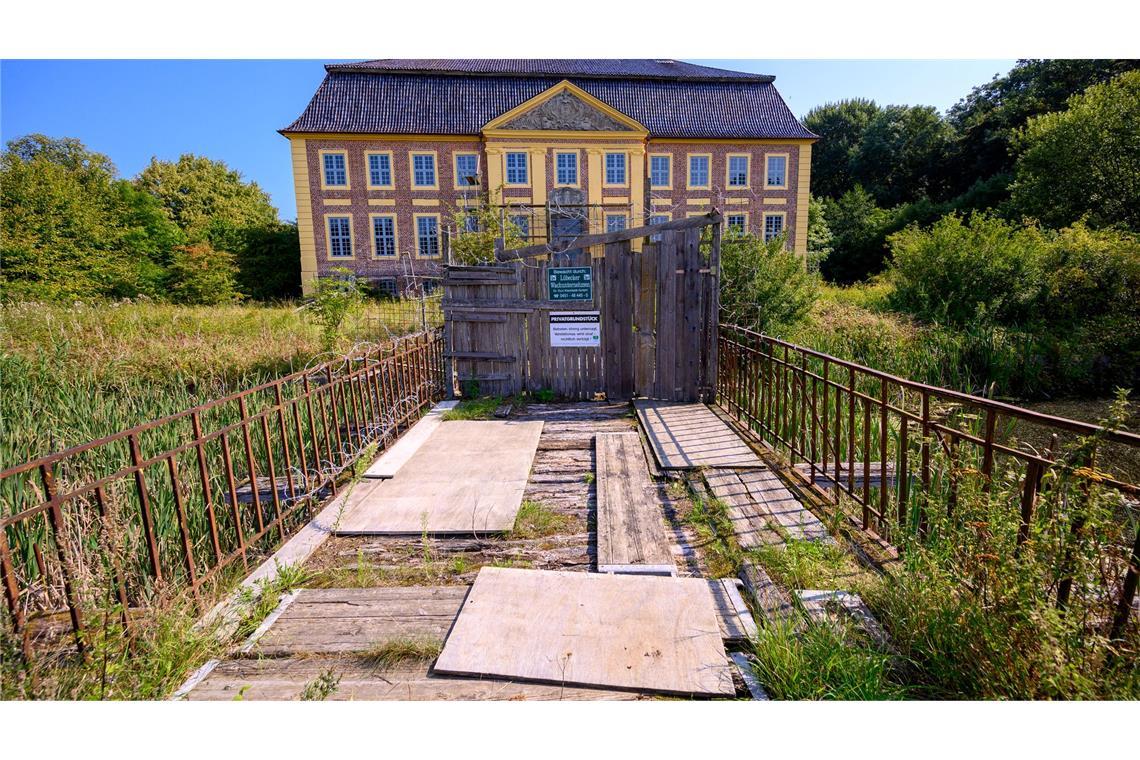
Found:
<box><xmin>501</xmin><ymin>91</ymin><xmax>634</xmax><ymax>131</ymax></box>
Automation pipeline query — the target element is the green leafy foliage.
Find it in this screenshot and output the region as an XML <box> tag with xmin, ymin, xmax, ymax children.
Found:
<box><xmin>719</xmin><ymin>230</ymin><xmax>819</xmax><ymax>335</ymax></box>
<box><xmin>805</xmin><ymin>195</ymin><xmax>832</xmax><ymax>273</ymax></box>
<box><xmin>448</xmin><ymin>189</ymin><xmax>526</xmax><ymax>264</ymax></box>
<box><xmin>164</xmin><ymin>242</ymin><xmax>241</xmax><ymax>305</ymax></box>
<box><xmin>305</xmin><ymin>268</ymin><xmax>364</xmax><ymax>350</ymax></box>
<box><xmin>1011</xmin><ymin>71</ymin><xmax>1140</xmax><ymax>230</ymax></box>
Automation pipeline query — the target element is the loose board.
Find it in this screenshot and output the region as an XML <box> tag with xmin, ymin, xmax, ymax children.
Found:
<box><xmin>434</xmin><ymin>567</ymin><xmax>735</xmax><ymax>697</ymax></box>
<box><xmin>336</xmin><ymin>420</ymin><xmax>543</xmax><ymax>535</ymax></box>
<box><xmin>596</xmin><ymin>432</ymin><xmax>675</xmax><ymax>575</ymax></box>
<box><xmin>634</xmin><ymin>400</ymin><xmax>762</xmax><ymax>469</ymax></box>
<box><xmin>362</xmin><ymin>400</ymin><xmax>460</xmax><ymax>479</ymax></box>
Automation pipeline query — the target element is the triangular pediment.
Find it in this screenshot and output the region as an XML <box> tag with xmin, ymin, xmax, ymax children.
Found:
<box><xmin>483</xmin><ymin>81</ymin><xmax>647</xmax><ymax>135</ymax></box>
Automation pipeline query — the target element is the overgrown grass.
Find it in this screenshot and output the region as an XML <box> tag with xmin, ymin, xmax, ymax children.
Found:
<box><xmin>361</xmin><ymin>637</ymin><xmax>442</xmax><ymax>669</ymax></box>
<box><xmin>748</xmin><ymin>540</ymin><xmax>873</xmax><ymax>591</ymax></box>
<box><xmin>676</xmin><ymin>482</ymin><xmax>742</xmax><ymax>578</ymax></box>
<box><xmin>749</xmin><ymin>619</ymin><xmax>907</xmax><ymax>700</ymax></box>
<box><xmin>441</xmin><ymin>396</ymin><xmax>502</xmax><ymax>421</ymax></box>
<box><xmin>511</xmin><ymin>500</ymin><xmax>573</xmax><ymax>539</ymax></box>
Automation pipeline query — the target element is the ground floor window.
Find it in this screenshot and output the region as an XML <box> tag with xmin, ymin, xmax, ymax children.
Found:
<box><xmin>416</xmin><ymin>215</ymin><xmax>440</xmax><ymax>257</ymax></box>
<box><xmin>605</xmin><ymin>213</ymin><xmax>627</xmax><ymax>233</ymax></box>
<box><xmin>372</xmin><ymin>277</ymin><xmax>398</xmax><ymax>298</ymax></box>
<box><xmin>371</xmin><ymin>215</ymin><xmax>396</xmax><ymax>257</ymax></box>
<box><xmin>327</xmin><ymin>215</ymin><xmax>353</xmax><ymax>258</ymax></box>
<box><xmin>727</xmin><ymin>213</ymin><xmax>747</xmax><ymax>233</ymax></box>
<box><xmin>763</xmin><ymin>213</ymin><xmax>785</xmax><ymax>242</ymax></box>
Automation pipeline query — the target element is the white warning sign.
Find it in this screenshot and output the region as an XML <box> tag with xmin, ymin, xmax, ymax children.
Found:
<box><xmin>550</xmin><ymin>311</ymin><xmax>600</xmax><ymax>348</ymax></box>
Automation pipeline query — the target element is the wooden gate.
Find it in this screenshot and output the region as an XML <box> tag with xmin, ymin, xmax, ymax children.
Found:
<box><xmin>442</xmin><ymin>212</ymin><xmax>722</xmax><ymax>402</ymax></box>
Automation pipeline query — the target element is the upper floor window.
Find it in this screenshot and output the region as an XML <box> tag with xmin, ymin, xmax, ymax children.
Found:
<box><xmin>727</xmin><ymin>155</ymin><xmax>750</xmax><ymax>187</ymax></box>
<box><xmin>416</xmin><ymin>215</ymin><xmax>440</xmax><ymax>257</ymax></box>
<box><xmin>605</xmin><ymin>213</ymin><xmax>627</xmax><ymax>233</ymax></box>
<box><xmin>371</xmin><ymin>215</ymin><xmax>396</xmax><ymax>257</ymax></box>
<box><xmin>367</xmin><ymin>153</ymin><xmax>392</xmax><ymax>187</ymax></box>
<box><xmin>412</xmin><ymin>153</ymin><xmax>436</xmax><ymax>188</ymax></box>
<box><xmin>605</xmin><ymin>153</ymin><xmax>627</xmax><ymax>185</ymax></box>
<box><xmin>556</xmin><ymin>152</ymin><xmax>578</xmax><ymax>185</ymax></box>
<box><xmin>688</xmin><ymin>155</ymin><xmax>710</xmax><ymax>188</ymax></box>
<box><xmin>763</xmin><ymin>213</ymin><xmax>785</xmax><ymax>242</ymax></box>
<box><xmin>323</xmin><ymin>152</ymin><xmax>348</xmax><ymax>187</ymax></box>
<box><xmin>649</xmin><ymin>155</ymin><xmax>671</xmax><ymax>188</ymax></box>
<box><xmin>727</xmin><ymin>213</ymin><xmax>747</xmax><ymax>232</ymax></box>
<box><xmin>505</xmin><ymin>152</ymin><xmax>529</xmax><ymax>184</ymax></box>
<box><xmin>327</xmin><ymin>215</ymin><xmax>353</xmax><ymax>258</ymax></box>
<box><xmin>766</xmin><ymin>155</ymin><xmax>787</xmax><ymax>188</ymax></box>
<box><xmin>455</xmin><ymin>154</ymin><xmax>479</xmax><ymax>186</ymax></box>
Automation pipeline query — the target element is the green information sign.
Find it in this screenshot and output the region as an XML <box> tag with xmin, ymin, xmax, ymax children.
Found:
<box><xmin>547</xmin><ymin>267</ymin><xmax>593</xmax><ymax>301</ymax></box>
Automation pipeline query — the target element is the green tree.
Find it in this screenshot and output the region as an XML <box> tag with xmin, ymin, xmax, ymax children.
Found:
<box><xmin>305</xmin><ymin>268</ymin><xmax>364</xmax><ymax>350</ymax></box>
<box><xmin>948</xmin><ymin>59</ymin><xmax>1140</xmax><ymax>193</ymax></box>
<box><xmin>806</xmin><ymin>195</ymin><xmax>832</xmax><ymax>273</ymax></box>
<box><xmin>819</xmin><ymin>187</ymin><xmax>895</xmax><ymax>284</ymax></box>
<box><xmin>1010</xmin><ymin>71</ymin><xmax>1140</xmax><ymax>230</ymax></box>
<box><xmin>448</xmin><ymin>190</ymin><xmax>526</xmax><ymax>264</ymax></box>
<box><xmin>134</xmin><ymin>154</ymin><xmax>278</xmax><ymax>242</ymax></box>
<box><xmin>164</xmin><ymin>243</ymin><xmax>241</xmax><ymax>305</ymax></box>
<box><xmin>234</xmin><ymin>222</ymin><xmax>301</xmax><ymax>300</ymax></box>
<box><xmin>802</xmin><ymin>99</ymin><xmax>881</xmax><ymax>200</ymax></box>
<box><xmin>853</xmin><ymin>105</ymin><xmax>956</xmax><ymax>206</ymax></box>
<box><xmin>719</xmin><ymin>230</ymin><xmax>819</xmax><ymax>335</ymax></box>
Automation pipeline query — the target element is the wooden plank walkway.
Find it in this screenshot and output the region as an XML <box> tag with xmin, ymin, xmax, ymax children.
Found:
<box><xmin>738</xmin><ymin>468</ymin><xmax>833</xmax><ymax>544</ymax></box>
<box><xmin>704</xmin><ymin>469</ymin><xmax>785</xmax><ymax>549</ymax></box>
<box><xmin>335</xmin><ymin>420</ymin><xmax>543</xmax><ymax>534</ymax></box>
<box><xmin>434</xmin><ymin>567</ymin><xmax>736</xmax><ymax>697</ymax></box>
<box><xmin>793</xmin><ymin>461</ymin><xmax>899</xmax><ymax>490</ymax></box>
<box><xmin>596</xmin><ymin>432</ymin><xmax>676</xmax><ymax>575</ymax></box>
<box><xmin>634</xmin><ymin>400</ymin><xmax>763</xmax><ymax>469</ymax></box>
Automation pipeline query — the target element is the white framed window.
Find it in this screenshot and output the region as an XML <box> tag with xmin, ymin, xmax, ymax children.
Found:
<box><xmin>367</xmin><ymin>153</ymin><xmax>392</xmax><ymax>187</ymax></box>
<box><xmin>371</xmin><ymin>215</ymin><xmax>396</xmax><ymax>257</ymax></box>
<box><xmin>411</xmin><ymin>153</ymin><xmax>436</xmax><ymax>188</ymax></box>
<box><xmin>415</xmin><ymin>215</ymin><xmax>440</xmax><ymax>257</ymax></box>
<box><xmin>509</xmin><ymin>214</ymin><xmax>530</xmax><ymax>239</ymax></box>
<box><xmin>727</xmin><ymin>155</ymin><xmax>750</xmax><ymax>187</ymax></box>
<box><xmin>766</xmin><ymin>155</ymin><xmax>788</xmax><ymax>188</ymax></box>
<box><xmin>649</xmin><ymin>213</ymin><xmax>669</xmax><ymax>242</ymax></box>
<box><xmin>555</xmin><ymin>152</ymin><xmax>578</xmax><ymax>185</ymax></box>
<box><xmin>605</xmin><ymin>153</ymin><xmax>627</xmax><ymax>185</ymax></box>
<box><xmin>505</xmin><ymin>152</ymin><xmax>528</xmax><ymax>184</ymax></box>
<box><xmin>455</xmin><ymin>153</ymin><xmax>479</xmax><ymax>187</ymax></box>
<box><xmin>763</xmin><ymin>213</ymin><xmax>785</xmax><ymax>242</ymax></box>
<box><xmin>727</xmin><ymin>213</ymin><xmax>747</xmax><ymax>232</ymax></box>
<box><xmin>322</xmin><ymin>152</ymin><xmax>348</xmax><ymax>187</ymax></box>
<box><xmin>461</xmin><ymin>212</ymin><xmax>479</xmax><ymax>233</ymax></box>
<box><xmin>605</xmin><ymin>213</ymin><xmax>627</xmax><ymax>233</ymax></box>
<box><xmin>688</xmin><ymin>154</ymin><xmax>710</xmax><ymax>188</ymax></box>
<box><xmin>326</xmin><ymin>215</ymin><xmax>353</xmax><ymax>258</ymax></box>
<box><xmin>649</xmin><ymin>155</ymin><xmax>671</xmax><ymax>188</ymax></box>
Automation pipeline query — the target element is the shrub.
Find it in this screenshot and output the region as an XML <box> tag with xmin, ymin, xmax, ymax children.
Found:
<box><xmin>448</xmin><ymin>190</ymin><xmax>526</xmax><ymax>264</ymax></box>
<box><xmin>305</xmin><ymin>268</ymin><xmax>364</xmax><ymax>350</ymax></box>
<box><xmin>164</xmin><ymin>242</ymin><xmax>241</xmax><ymax>305</ymax></box>
<box><xmin>719</xmin><ymin>230</ymin><xmax>819</xmax><ymax>335</ymax></box>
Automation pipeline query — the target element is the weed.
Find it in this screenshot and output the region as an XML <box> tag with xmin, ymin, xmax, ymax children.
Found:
<box><xmin>678</xmin><ymin>485</ymin><xmax>741</xmax><ymax>577</ymax></box>
<box><xmin>532</xmin><ymin>388</ymin><xmax>556</xmax><ymax>403</ymax></box>
<box><xmin>361</xmin><ymin>637</ymin><xmax>442</xmax><ymax>669</ymax></box>
<box><xmin>299</xmin><ymin>668</ymin><xmax>341</xmax><ymax>700</ymax></box>
<box><xmin>511</xmin><ymin>500</ymin><xmax>573</xmax><ymax>539</ymax></box>
<box><xmin>748</xmin><ymin>540</ymin><xmax>872</xmax><ymax>591</ymax></box>
<box><xmin>582</xmin><ymin>472</ymin><xmax>596</xmax><ymax>485</ymax></box>
<box><xmin>442</xmin><ymin>396</ymin><xmax>502</xmax><ymax>421</ymax></box>
<box><xmin>233</xmin><ymin>562</ymin><xmax>314</xmax><ymax>642</ymax></box>
<box><xmin>450</xmin><ymin>556</ymin><xmax>470</xmax><ymax>575</ymax></box>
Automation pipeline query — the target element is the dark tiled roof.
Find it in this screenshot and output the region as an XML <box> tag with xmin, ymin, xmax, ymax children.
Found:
<box><xmin>328</xmin><ymin>59</ymin><xmax>774</xmax><ymax>83</ymax></box>
<box><xmin>283</xmin><ymin>61</ymin><xmax>817</xmax><ymax>140</ymax></box>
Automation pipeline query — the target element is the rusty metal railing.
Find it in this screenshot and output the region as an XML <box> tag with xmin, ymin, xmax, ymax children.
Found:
<box><xmin>717</xmin><ymin>324</ymin><xmax>1140</xmax><ymax>642</ymax></box>
<box><xmin>0</xmin><ymin>330</ymin><xmax>444</xmax><ymax>658</ymax></box>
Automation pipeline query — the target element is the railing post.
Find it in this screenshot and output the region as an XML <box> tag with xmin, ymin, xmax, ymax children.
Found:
<box><xmin>39</xmin><ymin>464</ymin><xmax>86</xmax><ymax>654</ymax></box>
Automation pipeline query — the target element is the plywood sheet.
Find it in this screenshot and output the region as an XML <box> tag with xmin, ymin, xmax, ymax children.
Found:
<box><xmin>596</xmin><ymin>432</ymin><xmax>675</xmax><ymax>574</ymax></box>
<box><xmin>634</xmin><ymin>400</ymin><xmax>762</xmax><ymax>469</ymax></box>
<box><xmin>434</xmin><ymin>567</ymin><xmax>735</xmax><ymax>697</ymax></box>
<box><xmin>336</xmin><ymin>420</ymin><xmax>543</xmax><ymax>535</ymax></box>
<box><xmin>362</xmin><ymin>401</ymin><xmax>459</xmax><ymax>479</ymax></box>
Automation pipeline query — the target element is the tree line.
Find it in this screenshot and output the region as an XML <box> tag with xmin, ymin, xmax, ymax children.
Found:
<box><xmin>1</xmin><ymin>135</ymin><xmax>300</xmax><ymax>303</ymax></box>
<box><xmin>806</xmin><ymin>60</ymin><xmax>1140</xmax><ymax>283</ymax></box>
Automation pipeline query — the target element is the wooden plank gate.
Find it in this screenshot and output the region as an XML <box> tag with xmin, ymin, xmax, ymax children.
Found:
<box><xmin>442</xmin><ymin>212</ymin><xmax>722</xmax><ymax>402</ymax></box>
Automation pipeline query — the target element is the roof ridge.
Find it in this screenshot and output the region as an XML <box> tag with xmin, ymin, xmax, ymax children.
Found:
<box><xmin>324</xmin><ymin>59</ymin><xmax>775</xmax><ymax>83</ymax></box>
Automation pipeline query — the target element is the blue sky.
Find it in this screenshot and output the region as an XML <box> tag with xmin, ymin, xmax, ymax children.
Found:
<box><xmin>1</xmin><ymin>59</ymin><xmax>1016</xmax><ymax>220</ymax></box>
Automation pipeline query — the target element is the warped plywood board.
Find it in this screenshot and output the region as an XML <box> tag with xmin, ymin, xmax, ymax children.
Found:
<box><xmin>596</xmin><ymin>432</ymin><xmax>675</xmax><ymax>575</ymax></box>
<box><xmin>362</xmin><ymin>400</ymin><xmax>459</xmax><ymax>479</ymax></box>
<box><xmin>634</xmin><ymin>400</ymin><xmax>762</xmax><ymax>470</ymax></box>
<box><xmin>250</xmin><ymin>586</ymin><xmax>469</xmax><ymax>656</ymax></box>
<box><xmin>434</xmin><ymin>567</ymin><xmax>735</xmax><ymax>697</ymax></box>
<box><xmin>335</xmin><ymin>420</ymin><xmax>543</xmax><ymax>535</ymax></box>
<box><xmin>183</xmin><ymin>657</ymin><xmax>647</xmax><ymax>701</ymax></box>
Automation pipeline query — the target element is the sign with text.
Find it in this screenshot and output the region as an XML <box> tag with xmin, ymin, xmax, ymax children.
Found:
<box><xmin>550</xmin><ymin>311</ymin><xmax>600</xmax><ymax>348</ymax></box>
<box><xmin>547</xmin><ymin>266</ymin><xmax>593</xmax><ymax>301</ymax></box>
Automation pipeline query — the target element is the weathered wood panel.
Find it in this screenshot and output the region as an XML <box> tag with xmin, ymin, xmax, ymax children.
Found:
<box><xmin>595</xmin><ymin>432</ymin><xmax>675</xmax><ymax>575</ymax></box>
<box><xmin>737</xmin><ymin>468</ymin><xmax>832</xmax><ymax>544</ymax></box>
<box><xmin>704</xmin><ymin>468</ymin><xmax>784</xmax><ymax>549</ymax></box>
<box><xmin>434</xmin><ymin>566</ymin><xmax>736</xmax><ymax>697</ymax></box>
<box><xmin>634</xmin><ymin>400</ymin><xmax>763</xmax><ymax>469</ymax></box>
